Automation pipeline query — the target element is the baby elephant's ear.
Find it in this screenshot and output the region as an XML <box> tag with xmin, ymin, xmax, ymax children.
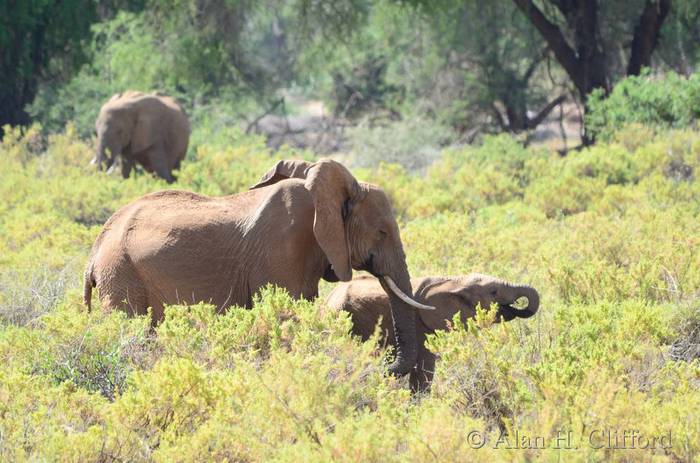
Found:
<box><xmin>250</xmin><ymin>159</ymin><xmax>313</xmax><ymax>189</ymax></box>
<box><xmin>417</xmin><ymin>280</ymin><xmax>468</xmax><ymax>332</ymax></box>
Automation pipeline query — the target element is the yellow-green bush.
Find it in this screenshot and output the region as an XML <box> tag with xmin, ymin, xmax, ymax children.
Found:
<box><xmin>1</xmin><ymin>123</ymin><xmax>699</xmax><ymax>461</ymax></box>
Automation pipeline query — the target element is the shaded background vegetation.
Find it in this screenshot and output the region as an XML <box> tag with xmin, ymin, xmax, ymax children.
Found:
<box><xmin>3</xmin><ymin>0</ymin><xmax>700</xmax><ymax>149</ymax></box>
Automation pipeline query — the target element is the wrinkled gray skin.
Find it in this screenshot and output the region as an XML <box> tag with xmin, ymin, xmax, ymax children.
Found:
<box><xmin>93</xmin><ymin>91</ymin><xmax>190</xmax><ymax>183</ymax></box>
<box><xmin>326</xmin><ymin>273</ymin><xmax>540</xmax><ymax>392</ymax></box>
<box><xmin>84</xmin><ymin>159</ymin><xmax>423</xmax><ymax>377</ymax></box>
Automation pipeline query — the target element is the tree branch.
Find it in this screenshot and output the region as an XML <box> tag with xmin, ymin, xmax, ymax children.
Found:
<box><xmin>527</xmin><ymin>94</ymin><xmax>566</xmax><ymax>129</ymax></box>
<box><xmin>491</xmin><ymin>103</ymin><xmax>509</xmax><ymax>131</ymax></box>
<box><xmin>523</xmin><ymin>47</ymin><xmax>550</xmax><ymax>84</ymax></box>
<box><xmin>627</xmin><ymin>0</ymin><xmax>672</xmax><ymax>75</ymax></box>
<box><xmin>511</xmin><ymin>0</ymin><xmax>581</xmax><ymax>88</ymax></box>
<box><xmin>551</xmin><ymin>0</ymin><xmax>578</xmax><ymax>21</ymax></box>
<box><xmin>246</xmin><ymin>97</ymin><xmax>285</xmax><ymax>134</ymax></box>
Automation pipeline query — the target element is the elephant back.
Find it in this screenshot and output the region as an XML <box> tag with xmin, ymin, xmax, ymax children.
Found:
<box><xmin>326</xmin><ymin>275</ymin><xmax>395</xmax><ymax>343</ymax></box>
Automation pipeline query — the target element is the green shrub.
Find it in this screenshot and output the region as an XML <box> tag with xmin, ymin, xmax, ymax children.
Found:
<box><xmin>1</xmin><ymin>124</ymin><xmax>700</xmax><ymax>461</ymax></box>
<box><xmin>586</xmin><ymin>71</ymin><xmax>700</xmax><ymax>141</ymax></box>
<box><xmin>345</xmin><ymin>115</ymin><xmax>454</xmax><ymax>172</ymax></box>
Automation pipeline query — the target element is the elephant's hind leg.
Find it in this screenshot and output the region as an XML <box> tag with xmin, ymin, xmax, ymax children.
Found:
<box><xmin>100</xmin><ymin>280</ymin><xmax>148</xmax><ymax>318</ymax></box>
<box><xmin>146</xmin><ymin>293</ymin><xmax>166</xmax><ymax>325</ymax></box>
<box><xmin>121</xmin><ymin>157</ymin><xmax>135</xmax><ymax>179</ymax></box>
<box><xmin>148</xmin><ymin>146</ymin><xmax>175</xmax><ymax>183</ymax></box>
<box><xmin>96</xmin><ymin>262</ymin><xmax>149</xmax><ymax>318</ymax></box>
<box><xmin>99</xmin><ymin>281</ymin><xmax>169</xmax><ymax>327</ymax></box>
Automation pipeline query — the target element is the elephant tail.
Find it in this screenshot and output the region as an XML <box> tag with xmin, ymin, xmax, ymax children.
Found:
<box><xmin>83</xmin><ymin>262</ymin><xmax>95</xmax><ymax>312</ymax></box>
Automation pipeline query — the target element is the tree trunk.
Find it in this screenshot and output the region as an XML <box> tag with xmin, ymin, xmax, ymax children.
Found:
<box><xmin>627</xmin><ymin>0</ymin><xmax>672</xmax><ymax>76</ymax></box>
<box><xmin>512</xmin><ymin>0</ymin><xmax>672</xmax><ymax>145</ymax></box>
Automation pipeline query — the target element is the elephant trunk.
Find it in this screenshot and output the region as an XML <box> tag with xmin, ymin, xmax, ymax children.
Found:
<box><xmin>504</xmin><ymin>283</ymin><xmax>540</xmax><ymax>318</ymax></box>
<box><xmin>95</xmin><ymin>137</ymin><xmax>117</xmax><ymax>171</ymax></box>
<box><xmin>94</xmin><ymin>138</ymin><xmax>106</xmax><ymax>170</ymax></box>
<box><xmin>378</xmin><ymin>262</ymin><xmax>419</xmax><ymax>377</ymax></box>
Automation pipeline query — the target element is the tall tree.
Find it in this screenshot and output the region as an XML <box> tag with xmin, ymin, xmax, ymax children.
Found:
<box><xmin>655</xmin><ymin>0</ymin><xmax>700</xmax><ymax>75</ymax></box>
<box><xmin>0</xmin><ymin>0</ymin><xmax>142</xmax><ymax>135</ymax></box>
<box><xmin>0</xmin><ymin>1</ymin><xmax>98</xmax><ymax>133</ymax></box>
<box><xmin>431</xmin><ymin>0</ymin><xmax>564</xmax><ymax>133</ymax></box>
<box><xmin>511</xmin><ymin>0</ymin><xmax>672</xmax><ymax>141</ymax></box>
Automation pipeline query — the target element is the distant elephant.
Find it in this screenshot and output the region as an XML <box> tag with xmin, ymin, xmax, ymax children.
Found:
<box><xmin>93</xmin><ymin>91</ymin><xmax>190</xmax><ymax>183</ymax></box>
<box><xmin>326</xmin><ymin>274</ymin><xmax>540</xmax><ymax>392</ymax></box>
<box><xmin>84</xmin><ymin>159</ymin><xmax>434</xmax><ymax>376</ymax></box>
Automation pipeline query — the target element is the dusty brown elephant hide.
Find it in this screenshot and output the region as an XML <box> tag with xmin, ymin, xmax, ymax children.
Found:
<box><xmin>84</xmin><ymin>159</ymin><xmax>433</xmax><ymax>376</ymax></box>
<box><xmin>93</xmin><ymin>91</ymin><xmax>190</xmax><ymax>183</ymax></box>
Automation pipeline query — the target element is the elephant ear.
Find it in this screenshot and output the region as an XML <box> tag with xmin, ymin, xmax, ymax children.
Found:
<box><xmin>250</xmin><ymin>159</ymin><xmax>313</xmax><ymax>189</ymax></box>
<box><xmin>417</xmin><ymin>279</ymin><xmax>465</xmax><ymax>332</ymax></box>
<box><xmin>304</xmin><ymin>159</ymin><xmax>360</xmax><ymax>282</ymax></box>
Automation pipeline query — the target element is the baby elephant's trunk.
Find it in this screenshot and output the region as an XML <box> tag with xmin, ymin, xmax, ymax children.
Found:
<box><xmin>507</xmin><ymin>283</ymin><xmax>539</xmax><ymax>318</ymax></box>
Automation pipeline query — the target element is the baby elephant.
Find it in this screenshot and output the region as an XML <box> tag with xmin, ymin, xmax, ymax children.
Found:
<box><xmin>326</xmin><ymin>274</ymin><xmax>540</xmax><ymax>392</ymax></box>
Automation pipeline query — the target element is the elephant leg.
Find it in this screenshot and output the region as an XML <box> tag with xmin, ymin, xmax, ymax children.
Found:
<box><xmin>410</xmin><ymin>324</ymin><xmax>435</xmax><ymax>393</ymax></box>
<box><xmin>121</xmin><ymin>157</ymin><xmax>134</xmax><ymax>179</ymax></box>
<box><xmin>99</xmin><ymin>279</ymin><xmax>148</xmax><ymax>318</ymax></box>
<box><xmin>106</xmin><ymin>156</ymin><xmax>119</xmax><ymax>175</ymax></box>
<box><xmin>410</xmin><ymin>348</ymin><xmax>435</xmax><ymax>393</ymax></box>
<box><xmin>97</xmin><ymin>272</ymin><xmax>167</xmax><ymax>327</ymax></box>
<box><xmin>149</xmin><ymin>148</ymin><xmax>175</xmax><ymax>183</ymax></box>
<box><xmin>147</xmin><ymin>293</ymin><xmax>166</xmax><ymax>326</ymax></box>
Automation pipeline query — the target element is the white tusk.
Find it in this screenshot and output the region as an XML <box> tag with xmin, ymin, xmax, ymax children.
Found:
<box><xmin>382</xmin><ymin>276</ymin><xmax>436</xmax><ymax>311</ymax></box>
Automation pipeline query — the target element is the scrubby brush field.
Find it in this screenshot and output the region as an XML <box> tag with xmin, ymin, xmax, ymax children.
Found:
<box><xmin>1</xmin><ymin>123</ymin><xmax>699</xmax><ymax>462</ymax></box>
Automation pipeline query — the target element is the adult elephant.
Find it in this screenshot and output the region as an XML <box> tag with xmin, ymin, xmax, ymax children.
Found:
<box><xmin>326</xmin><ymin>273</ymin><xmax>540</xmax><ymax>392</ymax></box>
<box><xmin>84</xmin><ymin>159</ymin><xmax>433</xmax><ymax>376</ymax></box>
<box><xmin>93</xmin><ymin>91</ymin><xmax>190</xmax><ymax>183</ymax></box>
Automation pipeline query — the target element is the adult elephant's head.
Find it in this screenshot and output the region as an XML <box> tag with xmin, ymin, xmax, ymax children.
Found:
<box><xmin>93</xmin><ymin>94</ymin><xmax>137</xmax><ymax>171</ymax></box>
<box><xmin>252</xmin><ymin>159</ymin><xmax>434</xmax><ymax>375</ymax></box>
<box><xmin>416</xmin><ymin>274</ymin><xmax>540</xmax><ymax>331</ymax></box>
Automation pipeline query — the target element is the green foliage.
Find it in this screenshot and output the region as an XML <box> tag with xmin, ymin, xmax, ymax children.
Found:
<box><xmin>27</xmin><ymin>1</ymin><xmax>281</xmax><ymax>137</ymax></box>
<box><xmin>422</xmin><ymin>0</ymin><xmax>551</xmax><ymax>132</ymax></box>
<box><xmin>586</xmin><ymin>71</ymin><xmax>700</xmax><ymax>141</ymax></box>
<box><xmin>292</xmin><ymin>0</ymin><xmax>431</xmax><ymax>117</ymax></box>
<box><xmin>1</xmin><ymin>123</ymin><xmax>700</xmax><ymax>461</ymax></box>
<box><xmin>345</xmin><ymin>116</ymin><xmax>454</xmax><ymax>171</ymax></box>
<box><xmin>12</xmin><ymin>0</ymin><xmax>700</xmax><ymax>144</ymax></box>
<box><xmin>295</xmin><ymin>0</ymin><xmax>555</xmax><ymax>134</ymax></box>
<box><xmin>28</xmin><ymin>10</ymin><xmax>175</xmax><ymax>136</ymax></box>
<box><xmin>31</xmin><ymin>304</ymin><xmax>154</xmax><ymax>400</ymax></box>
<box><xmin>656</xmin><ymin>0</ymin><xmax>700</xmax><ymax>74</ymax></box>
<box><xmin>0</xmin><ymin>0</ymin><xmax>99</xmax><ymax>128</ymax></box>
